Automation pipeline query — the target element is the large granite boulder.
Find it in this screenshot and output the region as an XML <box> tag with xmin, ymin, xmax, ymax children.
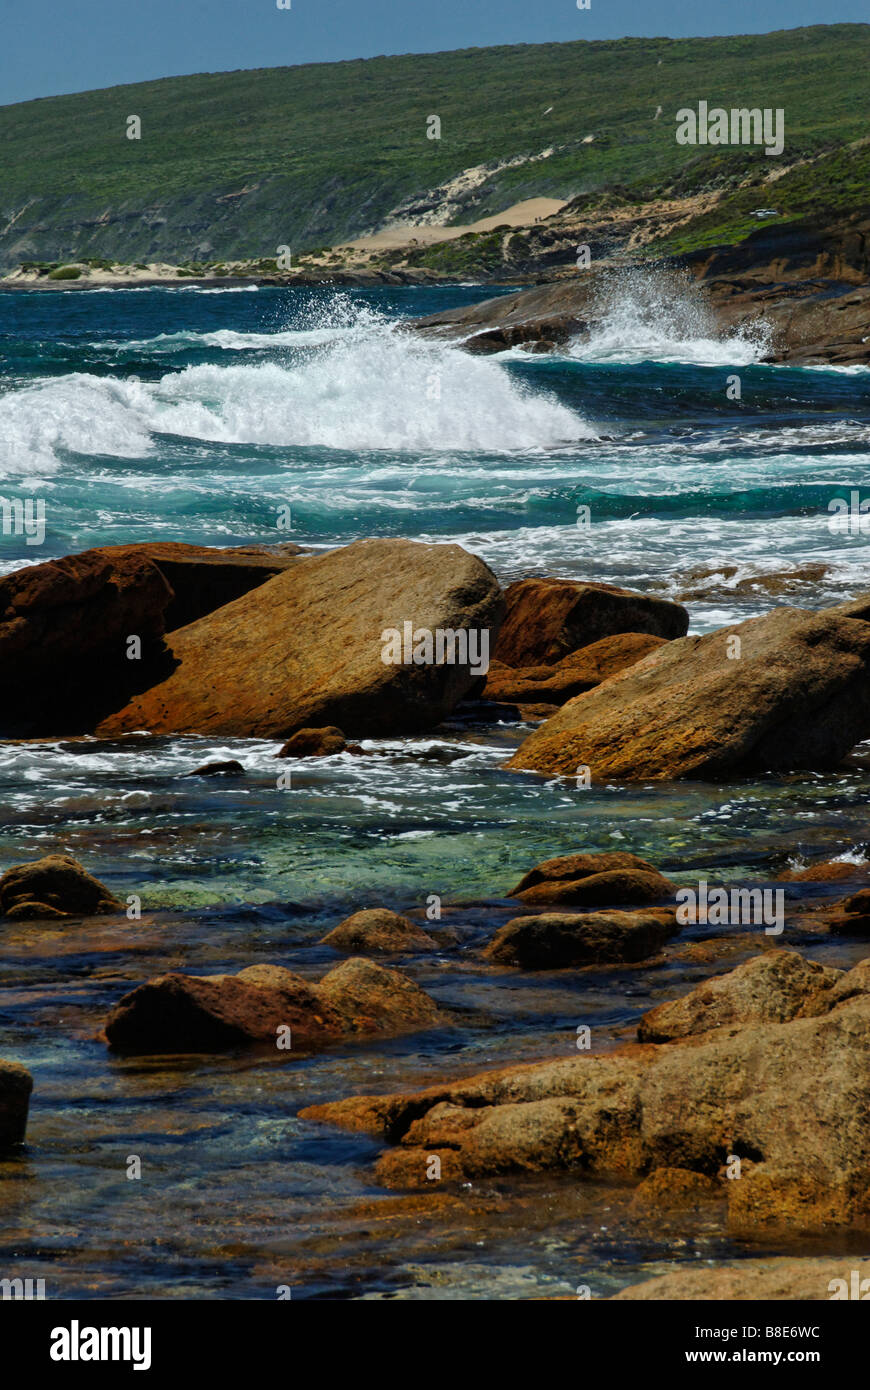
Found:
<box><xmin>509</xmin><ymin>604</ymin><xmax>870</xmax><ymax>781</ymax></box>
<box><xmin>98</xmin><ymin>539</ymin><xmax>504</xmax><ymax>738</ymax></box>
<box><xmin>493</xmin><ymin>578</ymin><xmax>688</xmax><ymax>668</ymax></box>
<box><xmin>0</xmin><ymin>541</ymin><xmax>302</xmax><ymax>735</ymax></box>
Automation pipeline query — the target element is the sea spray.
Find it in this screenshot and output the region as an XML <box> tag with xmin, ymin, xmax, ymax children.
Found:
<box><xmin>0</xmin><ymin>300</ymin><xmax>592</xmax><ymax>472</ymax></box>
<box><xmin>569</xmin><ymin>267</ymin><xmax>771</xmax><ymax>366</ymax></box>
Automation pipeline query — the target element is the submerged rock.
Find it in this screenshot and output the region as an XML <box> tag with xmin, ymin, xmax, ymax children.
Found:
<box><xmin>509</xmin><ymin>604</ymin><xmax>870</xmax><ymax>781</ymax></box>
<box><xmin>105</xmin><ymin>956</ymin><xmax>442</xmax><ymax>1054</ymax></box>
<box><xmin>0</xmin><ymin>1060</ymin><xmax>33</xmax><ymax>1150</ymax></box>
<box><xmin>277</xmin><ymin>727</ymin><xmax>357</xmax><ymax>758</ymax></box>
<box><xmin>828</xmin><ymin>888</ymin><xmax>870</xmax><ymax>936</ymax></box>
<box><xmin>0</xmin><ymin>854</ymin><xmax>123</xmax><ymax>920</ymax></box>
<box><xmin>779</xmin><ymin>859</ymin><xmax>869</xmax><ymax>882</ymax></box>
<box><xmin>484</xmin><ymin>908</ymin><xmax>677</xmax><ymax>969</ymax></box>
<box><xmin>320</xmin><ymin>908</ymin><xmax>438</xmax><ymax>954</ymax></box>
<box><xmin>493</xmin><ymin>578</ymin><xmax>688</xmax><ymax>668</ymax></box>
<box><xmin>302</xmin><ymin>953</ymin><xmax>870</xmax><ymax>1230</ymax></box>
<box><xmin>509</xmin><ymin>852</ymin><xmax>674</xmax><ymax>908</ymax></box>
<box><xmin>611</xmin><ymin>1256</ymin><xmax>870</xmax><ymax>1301</ymax></box>
<box><xmin>98</xmin><ymin>539</ymin><xmax>504</xmax><ymax>739</ymax></box>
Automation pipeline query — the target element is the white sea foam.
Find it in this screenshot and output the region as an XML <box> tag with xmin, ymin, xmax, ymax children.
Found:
<box><xmin>0</xmin><ymin>307</ymin><xmax>593</xmax><ymax>470</ymax></box>
<box><xmin>568</xmin><ymin>268</ymin><xmax>771</xmax><ymax>366</ymax></box>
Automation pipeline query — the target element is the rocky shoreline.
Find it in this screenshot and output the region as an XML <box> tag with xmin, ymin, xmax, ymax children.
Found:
<box><xmin>2</xmin><ymin>535</ymin><xmax>870</xmax><ymax>1298</ymax></box>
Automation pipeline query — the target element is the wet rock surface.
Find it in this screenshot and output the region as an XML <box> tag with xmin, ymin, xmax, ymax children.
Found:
<box><xmin>0</xmin><ymin>854</ymin><xmax>123</xmax><ymax>920</ymax></box>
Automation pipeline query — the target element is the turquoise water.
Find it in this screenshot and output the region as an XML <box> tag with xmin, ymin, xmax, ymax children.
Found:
<box><xmin>1</xmin><ymin>280</ymin><xmax>869</xmax><ymax>1297</ymax></box>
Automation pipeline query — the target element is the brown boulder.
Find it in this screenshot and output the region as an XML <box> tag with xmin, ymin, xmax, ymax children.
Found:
<box><xmin>611</xmin><ymin>1256</ymin><xmax>870</xmax><ymax>1301</ymax></box>
<box><xmin>482</xmin><ymin>633</ymin><xmax>667</xmax><ymax>704</ymax></box>
<box><xmin>97</xmin><ymin>539</ymin><xmax>504</xmax><ymax>739</ymax></box>
<box><xmin>629</xmin><ymin>1167</ymin><xmax>721</xmax><ymax>1214</ymax></box>
<box><xmin>277</xmin><ymin>727</ymin><xmax>352</xmax><ymax>758</ymax></box>
<box><xmin>0</xmin><ymin>549</ymin><xmax>172</xmax><ymax>734</ymax></box>
<box><xmin>515</xmin><ymin>869</ymin><xmax>675</xmax><ymax>908</ymax></box>
<box><xmin>302</xmin><ymin>986</ymin><xmax>870</xmax><ymax>1230</ymax></box>
<box><xmin>493</xmin><ymin>578</ymin><xmax>688</xmax><ymax>668</ymax></box>
<box><xmin>0</xmin><ymin>541</ymin><xmax>304</xmax><ymax>735</ymax></box>
<box><xmin>0</xmin><ymin>854</ymin><xmax>123</xmax><ymax>920</ymax></box>
<box><xmin>484</xmin><ymin>908</ymin><xmax>677</xmax><ymax>969</ymax></box>
<box><xmin>97</xmin><ymin>541</ymin><xmax>304</xmax><ymax>631</ymax></box>
<box><xmin>0</xmin><ymin>1060</ymin><xmax>33</xmax><ymax>1151</ymax></box>
<box><xmin>638</xmin><ymin>950</ymin><xmax>843</xmax><ymax>1042</ymax></box>
<box><xmin>828</xmin><ymin>888</ymin><xmax>870</xmax><ymax>935</ymax></box>
<box><xmin>778</xmin><ymin>859</ymin><xmax>868</xmax><ymax>882</ymax></box>
<box><xmin>320</xmin><ymin>908</ymin><xmax>437</xmax><ymax>954</ymax></box>
<box><xmin>316</xmin><ymin>956</ymin><xmax>442</xmax><ymax>1035</ymax></box>
<box><xmin>105</xmin><ymin>956</ymin><xmax>441</xmax><ymax>1054</ymax></box>
<box><xmin>509</xmin><ymin>852</ymin><xmax>675</xmax><ymax>909</ymax></box>
<box><xmin>509</xmin><ymin>851</ymin><xmax>659</xmax><ymax>896</ymax></box>
<box><xmin>508</xmin><ymin>605</ymin><xmax>870</xmax><ymax>781</ymax></box>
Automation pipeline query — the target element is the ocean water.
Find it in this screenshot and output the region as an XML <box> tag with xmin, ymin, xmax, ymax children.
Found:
<box><xmin>1</xmin><ymin>279</ymin><xmax>869</xmax><ymax>1299</ymax></box>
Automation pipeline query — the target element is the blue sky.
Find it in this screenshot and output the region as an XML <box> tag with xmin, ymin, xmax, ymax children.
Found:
<box><xmin>3</xmin><ymin>0</ymin><xmax>867</xmax><ymax>105</ymax></box>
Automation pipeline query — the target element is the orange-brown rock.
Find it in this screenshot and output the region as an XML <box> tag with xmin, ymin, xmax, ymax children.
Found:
<box><xmin>0</xmin><ymin>548</ymin><xmax>173</xmax><ymax>734</ymax></box>
<box><xmin>0</xmin><ymin>541</ymin><xmax>303</xmax><ymax>735</ymax></box>
<box><xmin>509</xmin><ymin>851</ymin><xmax>660</xmax><ymax>896</ymax></box>
<box><xmin>637</xmin><ymin>950</ymin><xmax>842</xmax><ymax>1042</ymax></box>
<box><xmin>778</xmin><ymin>859</ymin><xmax>869</xmax><ymax>882</ymax></box>
<box><xmin>629</xmin><ymin>1167</ymin><xmax>721</xmax><ymax>1214</ymax></box>
<box><xmin>301</xmin><ymin>958</ymin><xmax>870</xmax><ymax>1231</ymax></box>
<box><xmin>0</xmin><ymin>854</ymin><xmax>123</xmax><ymax>920</ymax></box>
<box><xmin>98</xmin><ymin>541</ymin><xmax>304</xmax><ymax>631</ymax></box>
<box><xmin>828</xmin><ymin>888</ymin><xmax>870</xmax><ymax>936</ymax></box>
<box><xmin>483</xmin><ymin>907</ymin><xmax>677</xmax><ymax>969</ymax></box>
<box><xmin>492</xmin><ymin>578</ymin><xmax>688</xmax><ymax>668</ymax></box>
<box><xmin>508</xmin><ymin>852</ymin><xmax>674</xmax><ymax>909</ymax></box>
<box><xmin>97</xmin><ymin>539</ymin><xmax>504</xmax><ymax>739</ymax></box>
<box><xmin>482</xmin><ymin>632</ymin><xmax>667</xmax><ymax>704</ymax></box>
<box><xmin>610</xmin><ymin>1256</ymin><xmax>870</xmax><ymax>1300</ymax></box>
<box><xmin>105</xmin><ymin>956</ymin><xmax>442</xmax><ymax>1054</ymax></box>
<box><xmin>508</xmin><ymin>605</ymin><xmax>870</xmax><ymax>781</ymax></box>
<box><xmin>277</xmin><ymin>727</ymin><xmax>352</xmax><ymax>758</ymax></box>
<box><xmin>320</xmin><ymin>908</ymin><xmax>438</xmax><ymax>954</ymax></box>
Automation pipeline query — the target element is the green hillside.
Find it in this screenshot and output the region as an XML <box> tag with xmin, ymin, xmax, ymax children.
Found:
<box><xmin>0</xmin><ymin>24</ymin><xmax>868</xmax><ymax>270</ymax></box>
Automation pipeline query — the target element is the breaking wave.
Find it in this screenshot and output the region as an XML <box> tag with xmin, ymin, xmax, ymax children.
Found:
<box><xmin>0</xmin><ymin>304</ymin><xmax>593</xmax><ymax>472</ymax></box>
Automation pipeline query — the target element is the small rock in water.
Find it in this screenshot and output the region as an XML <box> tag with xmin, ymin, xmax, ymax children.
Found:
<box><xmin>276</xmin><ymin>727</ymin><xmax>354</xmax><ymax>758</ymax></box>
<box><xmin>320</xmin><ymin>908</ymin><xmax>438</xmax><ymax>954</ymax></box>
<box><xmin>0</xmin><ymin>1060</ymin><xmax>33</xmax><ymax>1151</ymax></box>
<box><xmin>509</xmin><ymin>851</ymin><xmax>675</xmax><ymax>907</ymax></box>
<box><xmin>105</xmin><ymin>956</ymin><xmax>443</xmax><ymax>1054</ymax></box>
<box><xmin>483</xmin><ymin>907</ymin><xmax>677</xmax><ymax>969</ymax></box>
<box><xmin>0</xmin><ymin>854</ymin><xmax>123</xmax><ymax>920</ymax></box>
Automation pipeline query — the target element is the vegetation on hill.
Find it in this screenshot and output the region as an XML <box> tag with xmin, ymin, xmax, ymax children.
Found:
<box><xmin>0</xmin><ymin>24</ymin><xmax>867</xmax><ymax>270</ymax></box>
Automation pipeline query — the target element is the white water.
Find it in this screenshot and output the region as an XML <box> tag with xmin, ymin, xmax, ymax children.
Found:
<box><xmin>568</xmin><ymin>268</ymin><xmax>772</xmax><ymax>366</ymax></box>
<box><xmin>0</xmin><ymin>310</ymin><xmax>592</xmax><ymax>472</ymax></box>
